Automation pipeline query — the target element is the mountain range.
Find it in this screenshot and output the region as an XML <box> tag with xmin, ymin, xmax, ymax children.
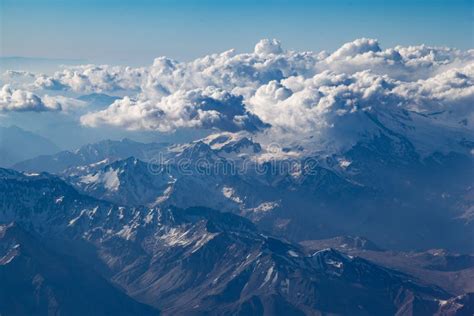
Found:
<box><xmin>1</xmin><ymin>168</ymin><xmax>470</xmax><ymax>315</ymax></box>
<box><xmin>0</xmin><ymin>125</ymin><xmax>60</xmax><ymax>167</ymax></box>
<box><xmin>13</xmin><ymin>107</ymin><xmax>474</xmax><ymax>252</ymax></box>
<box><xmin>3</xmin><ymin>101</ymin><xmax>474</xmax><ymax>315</ymax></box>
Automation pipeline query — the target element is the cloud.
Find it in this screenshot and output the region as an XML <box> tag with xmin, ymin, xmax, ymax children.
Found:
<box><xmin>34</xmin><ymin>75</ymin><xmax>68</xmax><ymax>91</ymax></box>
<box><xmin>394</xmin><ymin>63</ymin><xmax>474</xmax><ymax>127</ymax></box>
<box><xmin>35</xmin><ymin>39</ymin><xmax>473</xmax><ymax>97</ymax></box>
<box><xmin>140</xmin><ymin>41</ymin><xmax>320</xmax><ymax>101</ymax></box>
<box><xmin>6</xmin><ymin>38</ymin><xmax>472</xmax><ymax>136</ymax></box>
<box><xmin>81</xmin><ymin>87</ymin><xmax>267</xmax><ymax>132</ymax></box>
<box><xmin>249</xmin><ymin>61</ymin><xmax>474</xmax><ymax>133</ymax></box>
<box><xmin>254</xmin><ymin>38</ymin><xmax>284</xmax><ymax>55</ymax></box>
<box><xmin>3</xmin><ymin>70</ymin><xmax>36</xmax><ymax>78</ymax></box>
<box><xmin>35</xmin><ymin>65</ymin><xmax>145</xmax><ymax>93</ymax></box>
<box><xmin>0</xmin><ymin>84</ymin><xmax>61</xmax><ymax>112</ymax></box>
<box><xmin>248</xmin><ymin>70</ymin><xmax>404</xmax><ymax>135</ymax></box>
<box><xmin>245</xmin><ymin>68</ymin><xmax>474</xmax><ymax>154</ymax></box>
<box><xmin>320</xmin><ymin>38</ymin><xmax>474</xmax><ymax>81</ymax></box>
<box><xmin>81</xmin><ymin>38</ymin><xmax>473</xmax><ymax>135</ymax></box>
<box><xmin>35</xmin><ymin>39</ymin><xmax>321</xmax><ymax>99</ymax></box>
<box><xmin>326</xmin><ymin>38</ymin><xmax>382</xmax><ymax>61</ymax></box>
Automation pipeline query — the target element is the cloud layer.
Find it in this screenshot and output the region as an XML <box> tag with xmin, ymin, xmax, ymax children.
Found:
<box><xmin>5</xmin><ymin>38</ymin><xmax>474</xmax><ymax>137</ymax></box>
<box><xmin>34</xmin><ymin>65</ymin><xmax>145</xmax><ymax>93</ymax></box>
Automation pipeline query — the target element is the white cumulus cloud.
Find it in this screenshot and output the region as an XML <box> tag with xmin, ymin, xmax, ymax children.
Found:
<box><xmin>6</xmin><ymin>38</ymin><xmax>473</xmax><ymax>136</ymax></box>
<box><xmin>0</xmin><ymin>84</ymin><xmax>61</xmax><ymax>112</ymax></box>
<box><xmin>81</xmin><ymin>87</ymin><xmax>267</xmax><ymax>132</ymax></box>
<box><xmin>35</xmin><ymin>65</ymin><xmax>145</xmax><ymax>93</ymax></box>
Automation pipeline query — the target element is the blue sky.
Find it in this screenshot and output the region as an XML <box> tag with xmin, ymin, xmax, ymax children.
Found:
<box><xmin>1</xmin><ymin>0</ymin><xmax>473</xmax><ymax>64</ymax></box>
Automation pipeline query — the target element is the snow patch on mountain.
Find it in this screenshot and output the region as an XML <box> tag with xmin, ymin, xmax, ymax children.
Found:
<box><xmin>102</xmin><ymin>169</ymin><xmax>121</xmax><ymax>191</ymax></box>
<box><xmin>248</xmin><ymin>201</ymin><xmax>279</xmax><ymax>213</ymax></box>
<box><xmin>222</xmin><ymin>186</ymin><xmax>243</xmax><ymax>204</ymax></box>
<box><xmin>79</xmin><ymin>168</ymin><xmax>121</xmax><ymax>192</ymax></box>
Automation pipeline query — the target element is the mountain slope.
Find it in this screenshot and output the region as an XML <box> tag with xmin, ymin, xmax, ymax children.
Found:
<box><xmin>77</xmin><ymin>93</ymin><xmax>121</xmax><ymax>109</ymax></box>
<box><xmin>0</xmin><ymin>223</ymin><xmax>159</xmax><ymax>316</ymax></box>
<box><xmin>12</xmin><ymin>138</ymin><xmax>168</xmax><ymax>174</ymax></box>
<box><xmin>58</xmin><ymin>127</ymin><xmax>474</xmax><ymax>252</ymax></box>
<box><xmin>0</xmin><ymin>167</ymin><xmax>463</xmax><ymax>315</ymax></box>
<box><xmin>0</xmin><ymin>125</ymin><xmax>59</xmax><ymax>167</ymax></box>
<box><xmin>301</xmin><ymin>236</ymin><xmax>474</xmax><ymax>297</ymax></box>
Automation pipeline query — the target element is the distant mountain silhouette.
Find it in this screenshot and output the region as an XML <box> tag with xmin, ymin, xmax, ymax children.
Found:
<box><xmin>0</xmin><ymin>125</ymin><xmax>60</xmax><ymax>167</ymax></box>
